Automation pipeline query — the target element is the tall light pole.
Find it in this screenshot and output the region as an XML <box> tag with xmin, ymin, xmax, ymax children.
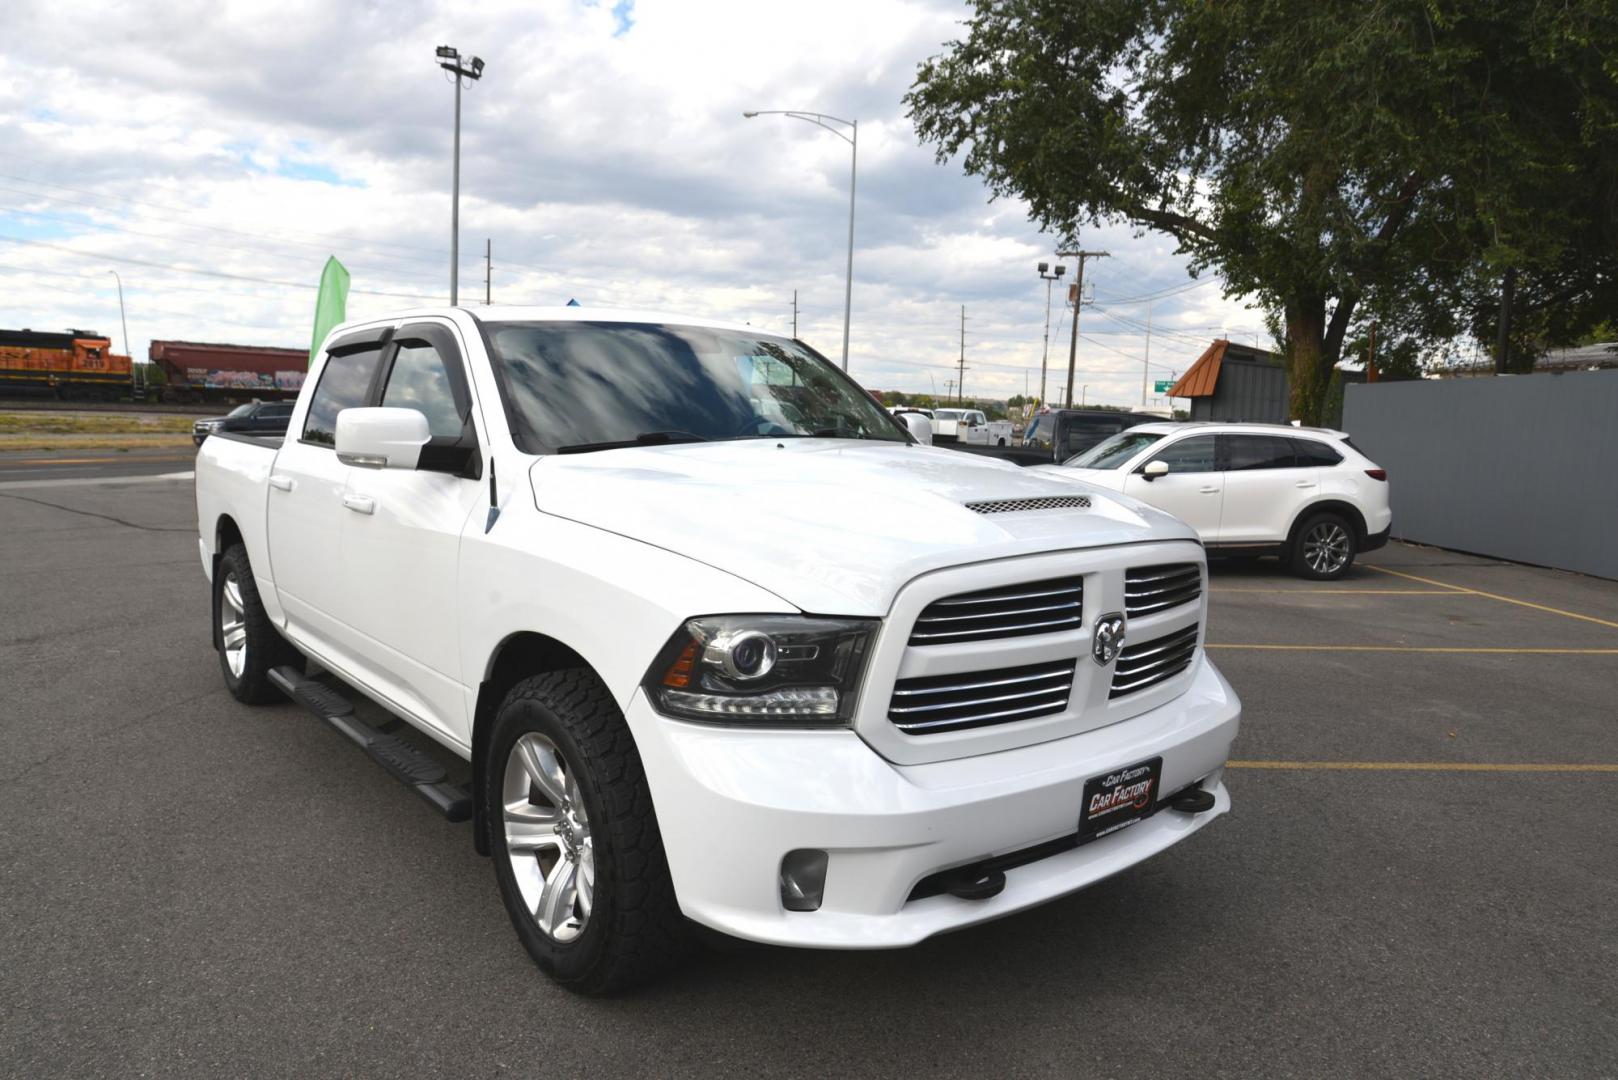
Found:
<box><xmin>1036</xmin><ymin>261</ymin><xmax>1066</xmax><ymax>405</ymax></box>
<box><xmin>437</xmin><ymin>45</ymin><xmax>484</xmax><ymax>306</ymax></box>
<box><xmin>108</xmin><ymin>270</ymin><xmax>132</xmax><ymax>393</ymax></box>
<box><xmin>743</xmin><ymin>109</ymin><xmax>857</xmax><ymax>371</ymax></box>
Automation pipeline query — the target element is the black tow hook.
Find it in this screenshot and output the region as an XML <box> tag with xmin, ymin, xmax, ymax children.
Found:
<box><xmin>1167</xmin><ymin>787</ymin><xmax>1217</xmax><ymax>814</ymax></box>
<box><xmin>945</xmin><ymin>867</ymin><xmax>1006</xmax><ymax>901</ymax></box>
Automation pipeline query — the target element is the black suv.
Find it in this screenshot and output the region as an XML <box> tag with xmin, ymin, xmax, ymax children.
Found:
<box><xmin>1022</xmin><ymin>409</ymin><xmax>1154</xmax><ymax>463</ymax></box>
<box><xmin>192</xmin><ymin>400</ymin><xmax>295</xmax><ymax>446</ymax></box>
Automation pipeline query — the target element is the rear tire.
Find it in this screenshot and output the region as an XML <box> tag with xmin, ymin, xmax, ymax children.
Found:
<box><xmin>215</xmin><ymin>543</ymin><xmax>301</xmax><ymax>703</ymax></box>
<box><xmin>485</xmin><ymin>670</ymin><xmax>692</xmax><ymax>994</ymax></box>
<box><xmin>1290</xmin><ymin>512</ymin><xmax>1358</xmax><ymax>580</ymax></box>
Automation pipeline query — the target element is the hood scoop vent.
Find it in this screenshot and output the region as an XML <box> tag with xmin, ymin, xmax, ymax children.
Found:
<box><xmin>965</xmin><ymin>495</ymin><xmax>1091</xmax><ymax>515</ymax></box>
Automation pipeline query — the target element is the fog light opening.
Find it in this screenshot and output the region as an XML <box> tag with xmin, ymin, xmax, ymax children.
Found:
<box><xmin>779</xmin><ymin>849</ymin><xmax>828</xmax><ymax>912</ymax></box>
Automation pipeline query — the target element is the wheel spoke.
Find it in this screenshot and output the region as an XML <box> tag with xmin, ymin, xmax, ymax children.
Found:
<box><xmin>536</xmin><ymin>855</ymin><xmax>578</xmax><ymax>934</ymax></box>
<box><xmin>222</xmin><ymin>625</ymin><xmax>246</xmax><ymax>649</ymax></box>
<box><xmin>504</xmin><ymin>801</ymin><xmax>561</xmax><ymax>853</ymax></box>
<box><xmin>516</xmin><ymin>737</ymin><xmax>569</xmax><ymax>808</ymax></box>
<box><xmin>577</xmin><ymin>844</ymin><xmax>595</xmax><ymax>917</ymax></box>
<box><xmin>224</xmin><ymin>577</ymin><xmax>244</xmax><ymax>616</ymax></box>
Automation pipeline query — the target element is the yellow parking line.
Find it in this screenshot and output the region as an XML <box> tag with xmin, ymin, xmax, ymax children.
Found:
<box><xmin>1366</xmin><ymin>564</ymin><xmax>1618</xmax><ymax>631</ymax></box>
<box><xmin>1229</xmin><ymin>760</ymin><xmax>1618</xmax><ymax>773</ymax></box>
<box><xmin>1207</xmin><ymin>644</ymin><xmax>1618</xmax><ymax>654</ymax></box>
<box><xmin>1211</xmin><ymin>587</ymin><xmax>1457</xmax><ymax>595</ymax></box>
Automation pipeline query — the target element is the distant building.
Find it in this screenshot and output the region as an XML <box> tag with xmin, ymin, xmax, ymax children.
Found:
<box><xmin>1168</xmin><ymin>340</ymin><xmax>1290</xmax><ymax>422</ymax></box>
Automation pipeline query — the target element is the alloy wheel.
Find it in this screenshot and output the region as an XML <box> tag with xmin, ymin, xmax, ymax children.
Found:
<box><xmin>1303</xmin><ymin>521</ymin><xmax>1352</xmax><ymax>575</ymax></box>
<box><xmin>502</xmin><ymin>732</ymin><xmax>594</xmax><ymax>943</ymax></box>
<box><xmin>220</xmin><ymin>571</ymin><xmax>247</xmax><ymax>678</ymax></box>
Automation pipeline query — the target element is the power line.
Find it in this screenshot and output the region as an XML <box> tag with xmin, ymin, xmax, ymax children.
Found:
<box><xmin>1093</xmin><ymin>277</ymin><xmax>1217</xmax><ymax>306</ymax></box>
<box><xmin>0</xmin><ymin>234</ymin><xmax>437</xmax><ymax>301</ymax></box>
<box><xmin>0</xmin><ymin>171</ymin><xmax>444</xmax><ymax>259</ymax></box>
<box><xmin>0</xmin><ymin>203</ymin><xmax>448</xmax><ymax>287</ymax></box>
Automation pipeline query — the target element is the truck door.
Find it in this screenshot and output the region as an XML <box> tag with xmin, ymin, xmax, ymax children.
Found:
<box><xmin>335</xmin><ymin>322</ymin><xmax>485</xmax><ymax>745</ymax></box>
<box><xmin>267</xmin><ymin>331</ymin><xmax>388</xmax><ymax>648</ymax></box>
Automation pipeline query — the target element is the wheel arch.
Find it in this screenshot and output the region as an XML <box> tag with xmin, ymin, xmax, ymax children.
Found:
<box><xmin>1285</xmin><ymin>499</ymin><xmax>1368</xmax><ymax>551</ymax></box>
<box><xmin>470</xmin><ymin>631</ymin><xmax>603</xmax><ymax>857</ymax></box>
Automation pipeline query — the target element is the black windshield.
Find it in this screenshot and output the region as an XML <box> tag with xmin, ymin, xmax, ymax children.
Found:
<box><xmin>481</xmin><ymin>321</ymin><xmax>907</xmax><ymax>453</ymax></box>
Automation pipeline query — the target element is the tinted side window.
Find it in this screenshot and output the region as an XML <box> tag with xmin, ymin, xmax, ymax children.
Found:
<box><xmin>302</xmin><ymin>347</ymin><xmax>382</xmax><ymax>446</ymax></box>
<box><xmin>1292</xmin><ymin>437</ymin><xmax>1344</xmax><ymax>466</ymax></box>
<box><xmin>264</xmin><ymin>404</ymin><xmax>294</xmax><ymax>419</ymax></box>
<box><xmin>1226</xmin><ymin>434</ymin><xmax>1298</xmax><ymax>470</ymax></box>
<box><xmin>382</xmin><ymin>342</ymin><xmax>467</xmax><ymax>438</ymax></box>
<box><xmin>1149</xmin><ymin>434</ymin><xmax>1218</xmax><ymax>473</ymax></box>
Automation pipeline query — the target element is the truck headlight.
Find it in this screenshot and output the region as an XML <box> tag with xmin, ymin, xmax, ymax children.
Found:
<box><xmin>643</xmin><ymin>615</ymin><xmax>876</xmax><ymax>726</ymax></box>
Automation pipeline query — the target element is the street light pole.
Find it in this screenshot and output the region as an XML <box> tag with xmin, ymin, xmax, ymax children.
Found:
<box><xmin>108</xmin><ymin>270</ymin><xmax>132</xmax><ymax>394</ymax></box>
<box><xmin>1036</xmin><ymin>261</ymin><xmax>1066</xmax><ymax>405</ymax></box>
<box><xmin>743</xmin><ymin>109</ymin><xmax>858</xmax><ymax>371</ymax></box>
<box><xmin>437</xmin><ymin>45</ymin><xmax>485</xmax><ymax>307</ymax></box>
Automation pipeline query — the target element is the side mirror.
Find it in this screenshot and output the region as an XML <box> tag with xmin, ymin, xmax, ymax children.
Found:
<box><xmin>1141</xmin><ymin>460</ymin><xmax>1169</xmax><ymax>482</ymax></box>
<box><xmin>336</xmin><ymin>407</ymin><xmax>430</xmax><ymax>469</ymax></box>
<box><xmin>900</xmin><ymin>412</ymin><xmax>933</xmax><ymax>445</ymax></box>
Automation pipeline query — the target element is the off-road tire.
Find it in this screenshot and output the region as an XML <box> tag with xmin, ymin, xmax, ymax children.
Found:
<box><xmin>215</xmin><ymin>543</ymin><xmax>301</xmax><ymax>703</ymax></box>
<box><xmin>485</xmin><ymin>670</ymin><xmax>692</xmax><ymax>994</ymax></box>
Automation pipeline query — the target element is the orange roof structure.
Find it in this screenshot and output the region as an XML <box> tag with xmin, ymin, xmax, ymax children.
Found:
<box><xmin>1169</xmin><ymin>339</ymin><xmax>1232</xmax><ymax>398</ymax></box>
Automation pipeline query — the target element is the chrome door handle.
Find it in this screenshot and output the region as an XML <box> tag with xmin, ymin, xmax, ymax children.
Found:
<box><xmin>268</xmin><ymin>475</ymin><xmax>294</xmax><ymax>491</ymax></box>
<box><xmin>1296</xmin><ymin>480</ymin><xmax>1315</xmax><ymax>487</ymax></box>
<box><xmin>1199</xmin><ymin>486</ymin><xmax>1219</xmax><ymax>494</ymax></box>
<box><xmin>341</xmin><ymin>494</ymin><xmax>376</xmax><ymax>515</ymax></box>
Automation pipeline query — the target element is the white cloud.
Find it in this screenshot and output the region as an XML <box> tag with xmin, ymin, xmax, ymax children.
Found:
<box><xmin>0</xmin><ymin>0</ymin><xmax>1269</xmax><ymax>407</ymax></box>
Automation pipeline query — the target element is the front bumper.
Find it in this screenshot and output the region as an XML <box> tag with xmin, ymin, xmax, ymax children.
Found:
<box><xmin>631</xmin><ymin>652</ymin><xmax>1240</xmax><ymax>949</ymax></box>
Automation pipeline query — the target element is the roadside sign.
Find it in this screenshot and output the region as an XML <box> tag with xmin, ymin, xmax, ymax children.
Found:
<box><xmin>1154</xmin><ymin>380</ymin><xmax>1174</xmax><ymax>394</ymax></box>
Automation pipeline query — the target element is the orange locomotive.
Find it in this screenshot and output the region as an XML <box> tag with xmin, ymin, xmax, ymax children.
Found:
<box><xmin>0</xmin><ymin>328</ymin><xmax>132</xmax><ymax>400</ymax></box>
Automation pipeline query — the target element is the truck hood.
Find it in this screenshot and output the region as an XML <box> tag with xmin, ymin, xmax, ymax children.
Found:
<box><xmin>529</xmin><ymin>440</ymin><xmax>1195</xmax><ymax>615</ymax></box>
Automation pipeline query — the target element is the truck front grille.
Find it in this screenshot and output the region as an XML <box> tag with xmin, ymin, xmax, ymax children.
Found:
<box><xmin>1110</xmin><ymin>625</ymin><xmax>1199</xmax><ymax>698</ymax></box>
<box><xmin>909</xmin><ymin>577</ymin><xmax>1083</xmax><ymax>646</ymax></box>
<box><xmin>888</xmin><ymin>660</ymin><xmax>1076</xmax><ymax>734</ymax></box>
<box><xmin>1124</xmin><ymin>563</ymin><xmax>1202</xmax><ymax>617</ymax></box>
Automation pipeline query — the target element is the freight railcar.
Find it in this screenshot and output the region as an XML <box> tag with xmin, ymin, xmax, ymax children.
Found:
<box><xmin>0</xmin><ymin>328</ymin><xmax>133</xmax><ymax>400</ymax></box>
<box><xmin>148</xmin><ymin>340</ymin><xmax>307</xmax><ymax>404</ymax></box>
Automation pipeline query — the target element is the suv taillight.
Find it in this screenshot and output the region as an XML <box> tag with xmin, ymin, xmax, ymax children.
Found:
<box><xmin>1365</xmin><ymin>469</ymin><xmax>1387</xmax><ymax>481</ymax></box>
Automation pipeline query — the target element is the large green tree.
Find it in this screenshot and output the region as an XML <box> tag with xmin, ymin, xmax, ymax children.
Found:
<box><xmin>907</xmin><ymin>0</ymin><xmax>1617</xmax><ymax>421</ymax></box>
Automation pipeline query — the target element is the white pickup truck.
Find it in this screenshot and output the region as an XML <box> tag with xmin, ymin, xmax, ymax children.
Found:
<box><xmin>195</xmin><ymin>307</ymin><xmax>1240</xmax><ymax>993</ymax></box>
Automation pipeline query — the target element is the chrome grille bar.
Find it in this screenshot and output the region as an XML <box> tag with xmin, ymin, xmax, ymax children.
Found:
<box><xmin>1109</xmin><ymin>625</ymin><xmax>1199</xmax><ymax>698</ymax></box>
<box><xmin>1124</xmin><ymin>563</ymin><xmax>1202</xmax><ymax>617</ymax></box>
<box><xmin>909</xmin><ymin>576</ymin><xmax>1083</xmax><ymax>646</ymax></box>
<box><xmin>889</xmin><ymin>660</ymin><xmax>1076</xmax><ymax>734</ymax></box>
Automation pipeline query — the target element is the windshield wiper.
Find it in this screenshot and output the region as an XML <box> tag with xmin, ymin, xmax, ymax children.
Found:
<box><xmin>555</xmin><ymin>431</ymin><xmax>710</xmax><ymax>454</ymax></box>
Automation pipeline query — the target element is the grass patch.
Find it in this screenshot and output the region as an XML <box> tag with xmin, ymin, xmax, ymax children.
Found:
<box><xmin>0</xmin><ymin>411</ymin><xmax>196</xmax><ymax>435</ymax></box>
<box><xmin>0</xmin><ymin>433</ymin><xmax>196</xmax><ymax>452</ymax></box>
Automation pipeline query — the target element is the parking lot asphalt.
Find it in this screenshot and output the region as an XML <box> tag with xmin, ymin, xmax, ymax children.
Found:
<box><xmin>2</xmin><ymin>477</ymin><xmax>1615</xmax><ymax>1078</ymax></box>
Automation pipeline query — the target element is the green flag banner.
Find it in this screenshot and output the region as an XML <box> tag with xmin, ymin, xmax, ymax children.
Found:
<box><xmin>308</xmin><ymin>256</ymin><xmax>350</xmax><ymax>367</ymax></box>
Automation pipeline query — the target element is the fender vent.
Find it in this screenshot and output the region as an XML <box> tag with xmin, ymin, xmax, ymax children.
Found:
<box><xmin>966</xmin><ymin>495</ymin><xmax>1091</xmax><ymax>514</ymax></box>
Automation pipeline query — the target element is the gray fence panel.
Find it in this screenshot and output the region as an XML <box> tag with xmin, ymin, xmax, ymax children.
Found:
<box><xmin>1343</xmin><ymin>371</ymin><xmax>1618</xmax><ymax>580</ymax></box>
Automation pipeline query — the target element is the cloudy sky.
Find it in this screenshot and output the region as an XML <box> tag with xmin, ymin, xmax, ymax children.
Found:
<box><xmin>0</xmin><ymin>0</ymin><xmax>1274</xmax><ymax>407</ymax></box>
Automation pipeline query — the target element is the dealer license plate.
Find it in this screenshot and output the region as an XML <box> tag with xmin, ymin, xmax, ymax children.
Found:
<box><xmin>1078</xmin><ymin>757</ymin><xmax>1163</xmax><ymax>842</ymax></box>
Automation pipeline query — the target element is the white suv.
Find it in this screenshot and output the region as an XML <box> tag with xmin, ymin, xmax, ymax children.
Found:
<box><xmin>1038</xmin><ymin>422</ymin><xmax>1391</xmax><ymax>579</ymax></box>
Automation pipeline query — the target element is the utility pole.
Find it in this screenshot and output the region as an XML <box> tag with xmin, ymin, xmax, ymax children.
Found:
<box><xmin>957</xmin><ymin>305</ymin><xmax>969</xmax><ymax>404</ymax></box>
<box><xmin>1056</xmin><ymin>249</ymin><xmax>1108</xmax><ymax>408</ymax></box>
<box><xmin>1366</xmin><ymin>319</ymin><xmax>1379</xmax><ymax>382</ymax></box>
<box><xmin>791</xmin><ymin>289</ymin><xmax>799</xmax><ymax>338</ymax></box>
<box><xmin>1494</xmin><ymin>266</ymin><xmax>1516</xmax><ymax>374</ymax></box>
<box><xmin>484</xmin><ymin>238</ymin><xmax>492</xmax><ymax>305</ymax></box>
<box><xmin>944</xmin><ymin>378</ymin><xmax>956</xmax><ymax>401</ymax></box>
<box><xmin>1141</xmin><ymin>299</ymin><xmax>1153</xmax><ymax>407</ymax></box>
